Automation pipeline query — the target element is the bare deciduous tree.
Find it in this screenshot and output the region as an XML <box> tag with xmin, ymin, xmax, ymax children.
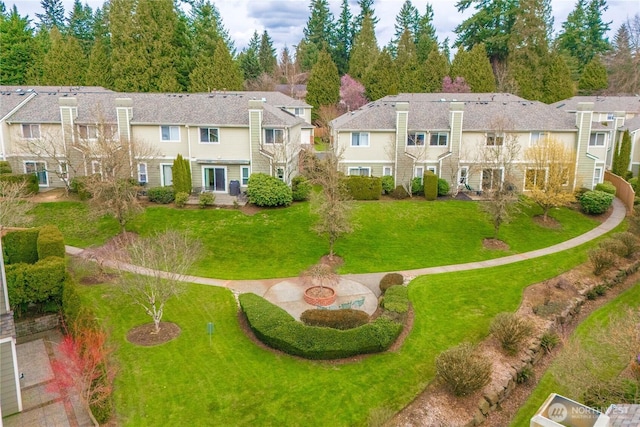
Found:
<box><xmin>117</xmin><ymin>230</ymin><xmax>202</xmax><ymax>334</ymax></box>
<box><xmin>0</xmin><ymin>181</ymin><xmax>33</xmax><ymax>227</ymax></box>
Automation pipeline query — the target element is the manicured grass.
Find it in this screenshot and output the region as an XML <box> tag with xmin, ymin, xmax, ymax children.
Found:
<box><xmin>509</xmin><ymin>282</ymin><xmax>640</xmax><ymax>427</ymax></box>
<box><xmin>123</xmin><ymin>200</ymin><xmax>597</xmax><ymax>279</ymax></box>
<box><xmin>79</xmin><ymin>241</ymin><xmax>602</xmax><ymax>426</ymax></box>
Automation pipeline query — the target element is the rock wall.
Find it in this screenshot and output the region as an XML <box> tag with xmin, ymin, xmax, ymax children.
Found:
<box><xmin>15</xmin><ymin>313</ymin><xmax>60</xmax><ymax>337</ymax></box>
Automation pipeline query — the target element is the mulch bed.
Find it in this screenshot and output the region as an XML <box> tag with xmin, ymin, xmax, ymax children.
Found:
<box><xmin>126</xmin><ymin>322</ymin><xmax>181</xmax><ymax>346</ymax></box>
<box><xmin>483</xmin><ymin>238</ymin><xmax>510</xmax><ymax>251</ymax></box>
<box><xmin>532</xmin><ymin>215</ymin><xmax>562</xmax><ymax>229</ymax></box>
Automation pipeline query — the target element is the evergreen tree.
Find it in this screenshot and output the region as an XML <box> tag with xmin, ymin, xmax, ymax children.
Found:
<box><xmin>300</xmin><ymin>0</ymin><xmax>334</xmax><ymax>70</ymax></box>
<box><xmin>348</xmin><ymin>13</ymin><xmax>379</xmax><ymax>81</ymax></box>
<box><xmin>278</xmin><ymin>45</ymin><xmax>297</xmax><ymax>84</ymax></box>
<box><xmin>0</xmin><ymin>6</ymin><xmax>34</xmax><ymax>85</ymax></box>
<box><xmin>294</xmin><ymin>38</ymin><xmax>319</xmax><ymax>73</ymax></box>
<box><xmin>612</xmin><ymin>130</ymin><xmax>632</xmax><ymax>177</ymax></box>
<box><xmin>391</xmin><ymin>0</ymin><xmax>419</xmax><ymax>55</ymax></box>
<box><xmin>36</xmin><ymin>0</ymin><xmax>65</xmax><ymax>31</ymax></box>
<box><xmin>395</xmin><ymin>29</ymin><xmax>422</xmax><ymax>92</ymax></box>
<box><xmin>189</xmin><ymin>49</ymin><xmax>217</xmax><ymax>92</ymax></box>
<box><xmin>578</xmin><ymin>56</ymin><xmax>608</xmax><ymax>93</ymax></box>
<box><xmin>174</xmin><ymin>8</ymin><xmax>193</xmax><ymax>91</ymax></box>
<box><xmin>541</xmin><ymin>53</ymin><xmax>575</xmax><ymax>103</ymax></box>
<box><xmin>258</xmin><ymin>30</ymin><xmax>277</xmax><ymax>75</ymax></box>
<box><xmin>423</xmin><ymin>48</ymin><xmax>449</xmax><ymax>92</ymax></box>
<box><xmin>306</xmin><ymin>50</ymin><xmax>340</xmax><ymax>121</ymax></box>
<box><xmin>42</xmin><ymin>26</ymin><xmax>86</xmax><ymax>85</ymax></box>
<box><xmin>85</xmin><ymin>37</ymin><xmax>112</xmax><ymax>87</ymax></box>
<box><xmin>189</xmin><ymin>0</ymin><xmax>232</xmax><ymax>56</ymax></box>
<box><xmin>172</xmin><ymin>154</ymin><xmax>192</xmax><ymax>195</ymax></box>
<box><xmin>450</xmin><ymin>44</ymin><xmax>496</xmax><ymax>92</ymax></box>
<box><xmin>25</xmin><ymin>27</ymin><xmax>50</xmax><ymax>84</ymax></box>
<box><xmin>362</xmin><ymin>48</ymin><xmax>398</xmax><ymax>101</ymax></box>
<box><xmin>353</xmin><ymin>0</ymin><xmax>378</xmax><ymax>34</ymax></box>
<box><xmin>415</xmin><ymin>3</ymin><xmax>438</xmax><ymax>62</ymax></box>
<box><xmin>333</xmin><ymin>0</ymin><xmax>353</xmax><ymax>75</ymax></box>
<box><xmin>209</xmin><ymin>38</ymin><xmax>243</xmax><ymax>90</ymax></box>
<box><xmin>238</xmin><ymin>32</ymin><xmax>262</xmax><ymax>81</ymax></box>
<box><xmin>66</xmin><ymin>0</ymin><xmax>94</xmax><ymax>55</ymax></box>
<box><xmin>608</xmin><ymin>21</ymin><xmax>640</xmax><ymax>94</ymax></box>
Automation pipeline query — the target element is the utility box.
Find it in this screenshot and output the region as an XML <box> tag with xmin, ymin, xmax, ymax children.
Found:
<box><xmin>229</xmin><ymin>180</ymin><xmax>240</xmax><ymax>196</ymax></box>
<box><xmin>531</xmin><ymin>394</ymin><xmax>610</xmax><ymax>427</ymax></box>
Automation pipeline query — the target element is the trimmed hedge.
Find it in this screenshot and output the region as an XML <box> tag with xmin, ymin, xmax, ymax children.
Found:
<box><xmin>37</xmin><ymin>225</ymin><xmax>65</xmax><ymax>259</ymax></box>
<box><xmin>3</xmin><ymin>228</ymin><xmax>39</xmax><ymax>264</ymax></box>
<box><xmin>382</xmin><ymin>285</ymin><xmax>410</xmax><ymax>315</ymax></box>
<box><xmin>580</xmin><ymin>190</ymin><xmax>614</xmax><ymax>214</ymax></box>
<box><xmin>300</xmin><ymin>308</ymin><xmax>369</xmax><ymax>329</ymax></box>
<box><xmin>175</xmin><ymin>192</ymin><xmax>189</xmax><ymax>208</ymax></box>
<box><xmin>438</xmin><ymin>178</ymin><xmax>450</xmax><ymax>196</ymax></box>
<box><xmin>6</xmin><ymin>256</ymin><xmax>67</xmax><ymax>316</ymax></box>
<box><xmin>147</xmin><ymin>186</ymin><xmax>175</xmax><ymax>204</ymax></box>
<box><xmin>391</xmin><ymin>185</ymin><xmax>409</xmax><ymax>199</ymax></box>
<box><xmin>381</xmin><ymin>175</ymin><xmax>394</xmax><ymax>194</ymax></box>
<box><xmin>595</xmin><ymin>181</ymin><xmax>616</xmax><ymax>195</ymax></box>
<box><xmin>424</xmin><ymin>171</ymin><xmax>438</xmax><ymax>200</ymax></box>
<box><xmin>239</xmin><ymin>293</ymin><xmax>402</xmax><ymax>359</ymax></box>
<box><xmin>344</xmin><ymin>176</ymin><xmax>381</xmax><ymax>200</ymax></box>
<box><xmin>247</xmin><ymin>173</ymin><xmax>293</xmax><ymax>207</ymax></box>
<box><xmin>0</xmin><ymin>160</ymin><xmax>12</xmax><ymax>174</ymax></box>
<box><xmin>0</xmin><ymin>173</ymin><xmax>39</xmax><ymax>194</ymax></box>
<box><xmin>291</xmin><ymin>176</ymin><xmax>312</xmax><ymax>201</ymax></box>
<box><xmin>379</xmin><ymin>273</ymin><xmax>404</xmax><ymax>293</ymax></box>
<box><xmin>411</xmin><ymin>177</ymin><xmax>423</xmax><ymax>196</ymax></box>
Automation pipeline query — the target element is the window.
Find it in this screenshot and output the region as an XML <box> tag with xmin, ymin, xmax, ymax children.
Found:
<box><xmin>162</xmin><ymin>164</ymin><xmax>173</xmax><ymax>186</ymax></box>
<box><xmin>531</xmin><ymin>132</ymin><xmax>546</xmax><ymax>145</ymax></box>
<box><xmin>589</xmin><ymin>132</ymin><xmax>606</xmax><ymax>146</ymax></box>
<box><xmin>264</xmin><ymin>128</ymin><xmax>284</xmax><ymax>144</ymax></box>
<box><xmin>482</xmin><ymin>168</ymin><xmax>503</xmax><ymax>190</ymax></box>
<box><xmin>199</xmin><ymin>127</ymin><xmax>219</xmax><ymax>143</ymax></box>
<box><xmin>25</xmin><ymin>161</ymin><xmax>47</xmax><ymax>186</ymax></box>
<box><xmin>593</xmin><ymin>167</ymin><xmax>602</xmax><ymax>188</ymax></box>
<box><xmin>241</xmin><ymin>166</ymin><xmax>250</xmax><ymax>186</ymax></box>
<box><xmin>407</xmin><ymin>132</ymin><xmax>425</xmax><ymax>146</ymax></box>
<box><xmin>606</xmin><ymin>113</ymin><xmax>615</xmax><ymax>121</ymax></box>
<box><xmin>22</xmin><ymin>124</ymin><xmax>40</xmax><ymax>139</ymax></box>
<box><xmin>486</xmin><ymin>133</ymin><xmax>504</xmax><ymax>146</ymax></box>
<box><xmin>430</xmin><ymin>132</ymin><xmax>448</xmax><ymax>146</ymax></box>
<box><xmin>294</xmin><ymin>108</ymin><xmax>304</xmax><ymax>117</ymax></box>
<box><xmin>348</xmin><ymin>167</ymin><xmax>370</xmax><ymax>176</ymax></box>
<box><xmin>351</xmin><ymin>132</ymin><xmax>369</xmax><ymax>147</ymax></box>
<box><xmin>161</xmin><ymin>125</ymin><xmax>180</xmax><ymax>142</ymax></box>
<box><xmin>383</xmin><ymin>166</ymin><xmax>392</xmax><ymax>176</ymax></box>
<box><xmin>78</xmin><ymin>124</ymin><xmax>98</xmax><ymax>140</ymax></box>
<box><xmin>276</xmin><ymin>167</ymin><xmax>285</xmax><ymax>181</ymax></box>
<box><xmin>414</xmin><ymin>166</ymin><xmax>424</xmax><ymax>183</ymax></box>
<box><xmin>91</xmin><ymin>160</ymin><xmax>102</xmax><ymax>175</ymax></box>
<box><xmin>525</xmin><ymin>168</ymin><xmax>545</xmax><ymax>190</ymax></box>
<box><xmin>427</xmin><ymin>166</ymin><xmax>437</xmax><ymax>174</ymax></box>
<box><xmin>138</xmin><ymin>163</ymin><xmax>148</xmax><ymax>184</ymax></box>
<box><xmin>59</xmin><ymin>162</ymin><xmax>68</xmax><ymax>181</ymax></box>
<box><xmin>459</xmin><ymin>167</ymin><xmax>468</xmax><ymax>185</ymax></box>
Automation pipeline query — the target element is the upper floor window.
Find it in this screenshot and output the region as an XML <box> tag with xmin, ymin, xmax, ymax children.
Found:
<box><xmin>294</xmin><ymin>107</ymin><xmax>304</xmax><ymax>117</ymax></box>
<box><xmin>161</xmin><ymin>125</ymin><xmax>180</xmax><ymax>142</ymax></box>
<box><xmin>200</xmin><ymin>127</ymin><xmax>219</xmax><ymax>143</ymax></box>
<box><xmin>351</xmin><ymin>132</ymin><xmax>369</xmax><ymax>147</ymax></box>
<box><xmin>486</xmin><ymin>132</ymin><xmax>504</xmax><ymax>146</ymax></box>
<box><xmin>78</xmin><ymin>124</ymin><xmax>98</xmax><ymax>140</ymax></box>
<box><xmin>589</xmin><ymin>132</ymin><xmax>606</xmax><ymax>146</ymax></box>
<box><xmin>606</xmin><ymin>113</ymin><xmax>615</xmax><ymax>121</ymax></box>
<box><xmin>430</xmin><ymin>132</ymin><xmax>448</xmax><ymax>146</ymax></box>
<box><xmin>530</xmin><ymin>132</ymin><xmax>546</xmax><ymax>145</ymax></box>
<box><xmin>407</xmin><ymin>132</ymin><xmax>425</xmax><ymax>146</ymax></box>
<box><xmin>22</xmin><ymin>124</ymin><xmax>40</xmax><ymax>139</ymax></box>
<box><xmin>264</xmin><ymin>128</ymin><xmax>284</xmax><ymax>144</ymax></box>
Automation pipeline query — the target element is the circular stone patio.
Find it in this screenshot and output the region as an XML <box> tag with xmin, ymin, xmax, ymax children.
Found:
<box><xmin>262</xmin><ymin>278</ymin><xmax>378</xmax><ymax>320</ymax></box>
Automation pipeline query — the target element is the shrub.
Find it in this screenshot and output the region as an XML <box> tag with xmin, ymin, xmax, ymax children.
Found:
<box><xmin>490</xmin><ymin>312</ymin><xmax>534</xmax><ymax>356</ymax></box>
<box><xmin>586</xmin><ymin>284</ymin><xmax>607</xmax><ymax>300</ymax></box>
<box><xmin>37</xmin><ymin>225</ymin><xmax>65</xmax><ymax>259</ymax></box>
<box><xmin>246</xmin><ymin>173</ymin><xmax>293</xmax><ymax>207</ymax></box>
<box><xmin>628</xmin><ymin>177</ymin><xmax>638</xmax><ymax>193</ymax></box>
<box><xmin>172</xmin><ymin>154</ymin><xmax>192</xmax><ymax>195</ymax></box>
<box><xmin>595</xmin><ymin>181</ymin><xmax>616</xmax><ymax>195</ymax></box>
<box><xmin>436</xmin><ymin>342</ymin><xmax>492</xmax><ymax>397</ymax></box>
<box><xmin>300</xmin><ymin>309</ymin><xmax>370</xmax><ymax>329</ymax></box>
<box><xmin>589</xmin><ymin>247</ymin><xmax>616</xmax><ymax>275</ymax></box>
<box><xmin>291</xmin><ymin>176</ymin><xmax>312</xmax><ymax>201</ymax></box>
<box><xmin>437</xmin><ymin>178</ymin><xmax>450</xmax><ymax>196</ymax></box>
<box><xmin>516</xmin><ymin>366</ymin><xmax>534</xmax><ymax>384</ymax></box>
<box><xmin>382</xmin><ymin>285</ymin><xmax>409</xmax><ymax>315</ymax></box>
<box><xmin>344</xmin><ymin>176</ymin><xmax>381</xmax><ymax>200</ymax></box>
<box><xmin>391</xmin><ymin>185</ymin><xmax>409</xmax><ymax>199</ymax></box>
<box><xmin>599</xmin><ymin>238</ymin><xmax>628</xmax><ymax>258</ymax></box>
<box><xmin>379</xmin><ymin>273</ymin><xmax>404</xmax><ymax>294</ymax></box>
<box><xmin>147</xmin><ymin>186</ymin><xmax>175</xmax><ymax>204</ymax></box>
<box><xmin>0</xmin><ymin>160</ymin><xmax>12</xmax><ymax>174</ymax></box>
<box><xmin>574</xmin><ymin>186</ymin><xmax>591</xmax><ymax>202</ymax></box>
<box><xmin>69</xmin><ymin>176</ymin><xmax>92</xmax><ymax>200</ymax></box>
<box><xmin>381</xmin><ymin>175</ymin><xmax>394</xmax><ymax>194</ymax></box>
<box><xmin>540</xmin><ymin>331</ymin><xmax>560</xmax><ymax>354</ymax></box>
<box><xmin>424</xmin><ymin>171</ymin><xmax>438</xmax><ymax>200</ymax></box>
<box><xmin>174</xmin><ymin>191</ymin><xmax>189</xmax><ymax>208</ymax></box>
<box><xmin>198</xmin><ymin>192</ymin><xmax>215</xmax><ymax>208</ymax></box>
<box><xmin>3</xmin><ymin>228</ymin><xmax>39</xmax><ymax>264</ymax></box>
<box><xmin>6</xmin><ymin>256</ymin><xmax>67</xmax><ymax>316</ymax></box>
<box><xmin>580</xmin><ymin>190</ymin><xmax>614</xmax><ymax>215</ymax></box>
<box><xmin>411</xmin><ymin>177</ymin><xmax>423</xmax><ymax>196</ymax></box>
<box><xmin>239</xmin><ymin>293</ymin><xmax>402</xmax><ymax>359</ymax></box>
<box><xmin>0</xmin><ymin>173</ymin><xmax>39</xmax><ymax>194</ymax></box>
<box><xmin>612</xmin><ymin>232</ymin><xmax>639</xmax><ymax>258</ymax></box>
<box><xmin>62</xmin><ymin>278</ymin><xmax>83</xmax><ymax>327</ymax></box>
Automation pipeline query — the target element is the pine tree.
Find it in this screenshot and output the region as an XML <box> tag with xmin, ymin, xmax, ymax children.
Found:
<box><xmin>258</xmin><ymin>30</ymin><xmax>277</xmax><ymax>75</ymax></box>
<box><xmin>578</xmin><ymin>56</ymin><xmax>608</xmax><ymax>93</ymax></box>
<box><xmin>66</xmin><ymin>0</ymin><xmax>94</xmax><ymax>55</ymax></box>
<box><xmin>209</xmin><ymin>38</ymin><xmax>243</xmax><ymax>91</ymax></box>
<box><xmin>42</xmin><ymin>26</ymin><xmax>86</xmax><ymax>85</ymax></box>
<box><xmin>541</xmin><ymin>53</ymin><xmax>575</xmax><ymax>104</ymax></box>
<box><xmin>85</xmin><ymin>37</ymin><xmax>112</xmax><ymax>88</ymax></box>
<box><xmin>362</xmin><ymin>48</ymin><xmax>398</xmax><ymax>101</ymax></box>
<box><xmin>0</xmin><ymin>6</ymin><xmax>34</xmax><ymax>85</ymax></box>
<box><xmin>333</xmin><ymin>0</ymin><xmax>353</xmax><ymax>75</ymax></box>
<box><xmin>294</xmin><ymin>39</ymin><xmax>319</xmax><ymax>73</ymax></box>
<box><xmin>300</xmin><ymin>0</ymin><xmax>334</xmax><ymax>70</ymax></box>
<box><xmin>450</xmin><ymin>44</ymin><xmax>496</xmax><ymax>93</ymax></box>
<box><xmin>423</xmin><ymin>48</ymin><xmax>448</xmax><ymax>92</ymax></box>
<box><xmin>189</xmin><ymin>0</ymin><xmax>232</xmax><ymax>57</ymax></box>
<box><xmin>391</xmin><ymin>0</ymin><xmax>419</xmax><ymax>55</ymax></box>
<box><xmin>415</xmin><ymin>3</ymin><xmax>438</xmax><ymax>62</ymax></box>
<box><xmin>348</xmin><ymin>13</ymin><xmax>379</xmax><ymax>81</ymax></box>
<box><xmin>238</xmin><ymin>32</ymin><xmax>262</xmax><ymax>81</ymax></box>
<box><xmin>353</xmin><ymin>0</ymin><xmax>378</xmax><ymax>34</ymax></box>
<box><xmin>395</xmin><ymin>29</ymin><xmax>422</xmax><ymax>92</ymax></box>
<box><xmin>608</xmin><ymin>21</ymin><xmax>640</xmax><ymax>94</ymax></box>
<box><xmin>306</xmin><ymin>50</ymin><xmax>340</xmax><ymax>121</ymax></box>
<box><xmin>25</xmin><ymin>27</ymin><xmax>50</xmax><ymax>84</ymax></box>
<box><xmin>172</xmin><ymin>154</ymin><xmax>192</xmax><ymax>195</ymax></box>
<box><xmin>36</xmin><ymin>0</ymin><xmax>65</xmax><ymax>31</ymax></box>
<box><xmin>612</xmin><ymin>130</ymin><xmax>632</xmax><ymax>177</ymax></box>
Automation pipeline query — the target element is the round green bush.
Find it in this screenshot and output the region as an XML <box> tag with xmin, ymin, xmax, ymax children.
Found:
<box><xmin>381</xmin><ymin>175</ymin><xmax>394</xmax><ymax>194</ymax></box>
<box><xmin>291</xmin><ymin>176</ymin><xmax>312</xmax><ymax>201</ymax></box>
<box><xmin>437</xmin><ymin>178</ymin><xmax>450</xmax><ymax>196</ymax></box>
<box><xmin>147</xmin><ymin>186</ymin><xmax>175</xmax><ymax>204</ymax></box>
<box><xmin>174</xmin><ymin>192</ymin><xmax>189</xmax><ymax>208</ymax></box>
<box><xmin>0</xmin><ymin>160</ymin><xmax>12</xmax><ymax>174</ymax></box>
<box><xmin>391</xmin><ymin>185</ymin><xmax>409</xmax><ymax>199</ymax></box>
<box><xmin>436</xmin><ymin>342</ymin><xmax>492</xmax><ymax>397</ymax></box>
<box><xmin>411</xmin><ymin>177</ymin><xmax>424</xmax><ymax>196</ymax></box>
<box><xmin>580</xmin><ymin>190</ymin><xmax>614</xmax><ymax>215</ymax></box>
<box><xmin>247</xmin><ymin>173</ymin><xmax>293</xmax><ymax>207</ymax></box>
<box><xmin>300</xmin><ymin>308</ymin><xmax>370</xmax><ymax>329</ymax></box>
<box><xmin>379</xmin><ymin>273</ymin><xmax>404</xmax><ymax>293</ymax></box>
<box><xmin>198</xmin><ymin>192</ymin><xmax>215</xmax><ymax>208</ymax></box>
<box><xmin>595</xmin><ymin>181</ymin><xmax>616</xmax><ymax>195</ymax></box>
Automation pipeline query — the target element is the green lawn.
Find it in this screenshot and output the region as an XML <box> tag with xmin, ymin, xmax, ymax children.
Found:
<box><xmin>510</xmin><ymin>282</ymin><xmax>640</xmax><ymax>427</ymax></box>
<box><xmin>80</xmin><ymin>241</ymin><xmax>602</xmax><ymax>426</ymax></box>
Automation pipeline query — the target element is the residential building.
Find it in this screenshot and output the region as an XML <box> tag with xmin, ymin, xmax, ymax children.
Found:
<box><xmin>331</xmin><ymin>93</ymin><xmax>601</xmax><ymax>192</ymax></box>
<box><xmin>0</xmin><ymin>86</ymin><xmax>313</xmax><ymax>192</ymax></box>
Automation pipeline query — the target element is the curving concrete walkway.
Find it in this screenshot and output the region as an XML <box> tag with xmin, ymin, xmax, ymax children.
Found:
<box><xmin>66</xmin><ymin>198</ymin><xmax>627</xmax><ymax>314</ymax></box>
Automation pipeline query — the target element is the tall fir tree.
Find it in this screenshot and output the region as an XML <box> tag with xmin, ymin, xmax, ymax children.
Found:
<box><xmin>612</xmin><ymin>130</ymin><xmax>632</xmax><ymax>177</ymax></box>
<box><xmin>36</xmin><ymin>0</ymin><xmax>65</xmax><ymax>31</ymax></box>
<box><xmin>450</xmin><ymin>44</ymin><xmax>496</xmax><ymax>92</ymax></box>
<box><xmin>189</xmin><ymin>0</ymin><xmax>232</xmax><ymax>56</ymax></box>
<box><xmin>540</xmin><ymin>52</ymin><xmax>575</xmax><ymax>103</ymax></box>
<box><xmin>362</xmin><ymin>48</ymin><xmax>398</xmax><ymax>101</ymax></box>
<box><xmin>578</xmin><ymin>56</ymin><xmax>608</xmax><ymax>93</ymax></box>
<box><xmin>333</xmin><ymin>0</ymin><xmax>353</xmax><ymax>75</ymax></box>
<box><xmin>306</xmin><ymin>50</ymin><xmax>340</xmax><ymax>121</ymax></box>
<box><xmin>25</xmin><ymin>27</ymin><xmax>50</xmax><ymax>84</ymax></box>
<box><xmin>258</xmin><ymin>30</ymin><xmax>277</xmax><ymax>75</ymax></box>
<box><xmin>348</xmin><ymin>13</ymin><xmax>379</xmax><ymax>81</ymax></box>
<box><xmin>300</xmin><ymin>0</ymin><xmax>335</xmax><ymax>70</ymax></box>
<box><xmin>608</xmin><ymin>21</ymin><xmax>640</xmax><ymax>94</ymax></box>
<box><xmin>0</xmin><ymin>6</ymin><xmax>34</xmax><ymax>85</ymax></box>
<box><xmin>353</xmin><ymin>0</ymin><xmax>378</xmax><ymax>35</ymax></box>
<box><xmin>278</xmin><ymin>45</ymin><xmax>297</xmax><ymax>84</ymax></box>
<box><xmin>66</xmin><ymin>0</ymin><xmax>94</xmax><ymax>55</ymax></box>
<box><xmin>85</xmin><ymin>6</ymin><xmax>112</xmax><ymax>88</ymax></box>
<box><xmin>415</xmin><ymin>3</ymin><xmax>438</xmax><ymax>62</ymax></box>
<box><xmin>209</xmin><ymin>38</ymin><xmax>243</xmax><ymax>91</ymax></box>
<box><xmin>238</xmin><ymin>31</ymin><xmax>262</xmax><ymax>81</ymax></box>
<box><xmin>391</xmin><ymin>0</ymin><xmax>419</xmax><ymax>56</ymax></box>
<box><xmin>423</xmin><ymin>48</ymin><xmax>449</xmax><ymax>92</ymax></box>
<box><xmin>294</xmin><ymin>38</ymin><xmax>319</xmax><ymax>73</ymax></box>
<box><xmin>395</xmin><ymin>29</ymin><xmax>422</xmax><ymax>92</ymax></box>
<box><xmin>42</xmin><ymin>26</ymin><xmax>86</xmax><ymax>85</ymax></box>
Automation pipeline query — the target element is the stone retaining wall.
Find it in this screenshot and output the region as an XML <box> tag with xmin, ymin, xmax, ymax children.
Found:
<box><xmin>15</xmin><ymin>313</ymin><xmax>60</xmax><ymax>337</ymax></box>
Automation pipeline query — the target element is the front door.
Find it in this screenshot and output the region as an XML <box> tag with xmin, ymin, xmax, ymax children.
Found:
<box><xmin>25</xmin><ymin>161</ymin><xmax>48</xmax><ymax>186</ymax></box>
<box><xmin>204</xmin><ymin>167</ymin><xmax>226</xmax><ymax>192</ymax></box>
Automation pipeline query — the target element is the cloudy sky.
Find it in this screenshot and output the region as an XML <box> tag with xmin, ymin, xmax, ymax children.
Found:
<box><xmin>13</xmin><ymin>0</ymin><xmax>640</xmax><ymax>53</ymax></box>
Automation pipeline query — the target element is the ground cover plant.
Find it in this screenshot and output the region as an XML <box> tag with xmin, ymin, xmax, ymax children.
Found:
<box><xmin>75</xmin><ymin>239</ymin><xmax>605</xmax><ymax>426</ymax></box>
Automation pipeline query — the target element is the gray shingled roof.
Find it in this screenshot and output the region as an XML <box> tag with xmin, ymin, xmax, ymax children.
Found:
<box><xmin>553</xmin><ymin>96</ymin><xmax>640</xmax><ymax>113</ymax></box>
<box><xmin>332</xmin><ymin>92</ymin><xmax>576</xmax><ymax>132</ymax></box>
<box><xmin>622</xmin><ymin>115</ymin><xmax>640</xmax><ymax>132</ymax></box>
